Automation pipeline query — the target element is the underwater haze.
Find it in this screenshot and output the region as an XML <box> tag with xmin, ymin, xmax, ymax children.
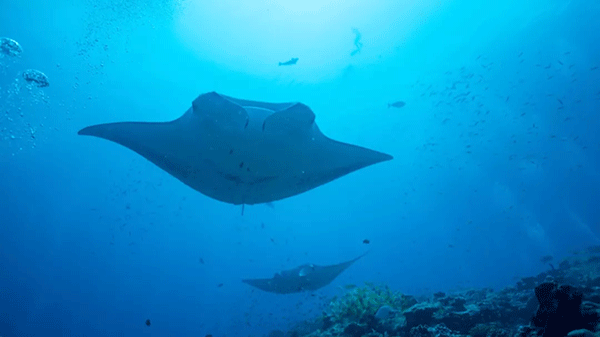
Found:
<box><xmin>1</xmin><ymin>0</ymin><xmax>600</xmax><ymax>336</ymax></box>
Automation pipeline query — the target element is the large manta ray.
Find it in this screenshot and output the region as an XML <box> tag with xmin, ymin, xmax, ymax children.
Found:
<box><xmin>78</xmin><ymin>92</ymin><xmax>392</xmax><ymax>205</ymax></box>
<box><xmin>242</xmin><ymin>253</ymin><xmax>367</xmax><ymax>294</ymax></box>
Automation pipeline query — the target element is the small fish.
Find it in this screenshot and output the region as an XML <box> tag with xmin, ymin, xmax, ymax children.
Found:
<box><xmin>558</xmin><ymin>60</ymin><xmax>563</xmax><ymax>65</ymax></box>
<box><xmin>363</xmin><ymin>239</ymin><xmax>370</xmax><ymax>244</ymax></box>
<box><xmin>145</xmin><ymin>319</ymin><xmax>151</xmax><ymax>327</ymax></box>
<box><xmin>217</xmin><ymin>283</ymin><xmax>224</xmax><ymax>288</ymax></box>
<box><xmin>591</xmin><ymin>66</ymin><xmax>598</xmax><ymax>71</ymax></box>
<box><xmin>374</xmin><ymin>305</ymin><xmax>396</xmax><ymax>320</ymax></box>
<box><xmin>199</xmin><ymin>258</ymin><xmax>205</xmax><ymax>264</ymax></box>
<box><xmin>540</xmin><ymin>255</ymin><xmax>553</xmax><ymax>264</ymax></box>
<box><xmin>278</xmin><ymin>57</ymin><xmax>298</xmax><ymax>66</ymax></box>
<box><xmin>388</xmin><ymin>101</ymin><xmax>406</xmax><ymax>108</ymax></box>
<box><xmin>557</xmin><ymin>98</ymin><xmax>563</xmax><ymax>105</ymax></box>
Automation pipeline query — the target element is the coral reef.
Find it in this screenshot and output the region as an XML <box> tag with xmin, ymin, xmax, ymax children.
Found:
<box><xmin>278</xmin><ymin>247</ymin><xmax>600</xmax><ymax>337</ymax></box>
<box><xmin>327</xmin><ymin>283</ymin><xmax>416</xmax><ymax>325</ymax></box>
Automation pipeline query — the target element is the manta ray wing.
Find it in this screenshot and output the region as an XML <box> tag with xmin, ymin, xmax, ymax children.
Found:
<box><xmin>301</xmin><ymin>253</ymin><xmax>367</xmax><ymax>291</ymax></box>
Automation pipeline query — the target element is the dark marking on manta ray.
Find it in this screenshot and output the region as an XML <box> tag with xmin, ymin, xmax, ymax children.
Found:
<box><xmin>218</xmin><ymin>171</ymin><xmax>243</xmax><ymax>185</ymax></box>
<box><xmin>77</xmin><ymin>91</ymin><xmax>392</xmax><ymax>206</ymax></box>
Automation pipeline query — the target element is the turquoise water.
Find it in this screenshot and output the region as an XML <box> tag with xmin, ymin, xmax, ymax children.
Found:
<box><xmin>1</xmin><ymin>0</ymin><xmax>599</xmax><ymax>336</ymax></box>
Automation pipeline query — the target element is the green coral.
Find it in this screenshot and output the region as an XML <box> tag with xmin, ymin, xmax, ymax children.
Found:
<box><xmin>326</xmin><ymin>282</ymin><xmax>416</xmax><ymax>324</ymax></box>
<box><xmin>469</xmin><ymin>323</ymin><xmax>510</xmax><ymax>337</ymax></box>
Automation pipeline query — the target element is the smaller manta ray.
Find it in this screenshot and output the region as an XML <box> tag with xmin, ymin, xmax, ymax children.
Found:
<box><xmin>278</xmin><ymin>57</ymin><xmax>298</xmax><ymax>66</ymax></box>
<box><xmin>242</xmin><ymin>252</ymin><xmax>367</xmax><ymax>294</ymax></box>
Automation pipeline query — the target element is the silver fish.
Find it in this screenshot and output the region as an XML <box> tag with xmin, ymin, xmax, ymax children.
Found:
<box><xmin>388</xmin><ymin>101</ymin><xmax>406</xmax><ymax>108</ymax></box>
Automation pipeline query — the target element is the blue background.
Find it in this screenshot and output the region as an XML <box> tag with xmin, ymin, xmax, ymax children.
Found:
<box><xmin>1</xmin><ymin>0</ymin><xmax>599</xmax><ymax>336</ymax></box>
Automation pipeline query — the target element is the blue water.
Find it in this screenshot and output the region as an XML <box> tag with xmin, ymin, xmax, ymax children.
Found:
<box><xmin>1</xmin><ymin>0</ymin><xmax>599</xmax><ymax>336</ymax></box>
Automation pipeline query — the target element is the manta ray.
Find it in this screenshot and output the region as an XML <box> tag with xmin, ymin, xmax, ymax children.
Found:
<box><xmin>78</xmin><ymin>92</ymin><xmax>392</xmax><ymax>206</ymax></box>
<box><xmin>242</xmin><ymin>252</ymin><xmax>367</xmax><ymax>294</ymax></box>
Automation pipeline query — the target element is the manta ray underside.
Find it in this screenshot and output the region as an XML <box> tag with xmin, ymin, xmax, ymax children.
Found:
<box><xmin>242</xmin><ymin>252</ymin><xmax>367</xmax><ymax>294</ymax></box>
<box><xmin>78</xmin><ymin>92</ymin><xmax>393</xmax><ymax>205</ymax></box>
